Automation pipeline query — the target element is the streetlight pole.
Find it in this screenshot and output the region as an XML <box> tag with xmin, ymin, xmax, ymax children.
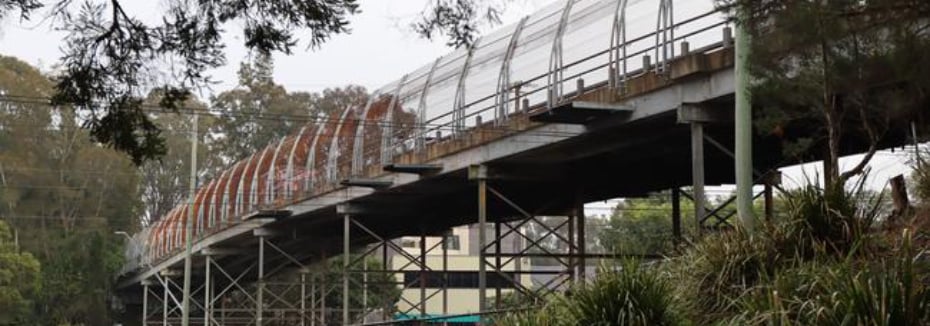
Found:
<box><xmin>181</xmin><ymin>112</ymin><xmax>199</xmax><ymax>326</ymax></box>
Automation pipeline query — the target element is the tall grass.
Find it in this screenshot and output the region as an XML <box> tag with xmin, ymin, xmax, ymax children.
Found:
<box><xmin>728</xmin><ymin>229</ymin><xmax>930</xmax><ymax>325</ymax></box>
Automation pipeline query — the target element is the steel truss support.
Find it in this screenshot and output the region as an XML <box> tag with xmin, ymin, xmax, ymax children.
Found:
<box><xmin>197</xmin><ymin>240</ymin><xmax>316</xmax><ymax>325</ymax></box>
<box><xmin>149</xmin><ymin>271</ymin><xmax>206</xmax><ymax>326</ymax></box>
<box><xmin>471</xmin><ymin>165</ymin><xmax>607</xmax><ymax>319</ymax></box>
<box><xmin>340</xmin><ymin>214</ymin><xmax>445</xmax><ymax>324</ymax></box>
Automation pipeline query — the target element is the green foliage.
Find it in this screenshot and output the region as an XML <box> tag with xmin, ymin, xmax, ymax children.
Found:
<box><xmin>728</xmin><ymin>230</ymin><xmax>930</xmax><ymax>326</ymax></box>
<box><xmin>0</xmin><ymin>55</ymin><xmax>140</xmax><ymax>324</ymax></box>
<box><xmin>0</xmin><ymin>220</ymin><xmax>41</xmax><ymax>325</ymax></box>
<box><xmin>496</xmin><ymin>262</ymin><xmax>686</xmax><ymax>326</ymax></box>
<box><xmin>600</xmin><ymin>194</ymin><xmax>683</xmax><ymax>256</ymax></box>
<box><xmin>719</xmin><ymin>0</ymin><xmax>930</xmax><ymax>187</ymax></box>
<box><xmin>910</xmin><ymin>152</ymin><xmax>930</xmax><ymax>203</ymax></box>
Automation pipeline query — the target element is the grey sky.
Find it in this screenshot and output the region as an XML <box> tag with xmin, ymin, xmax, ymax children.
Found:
<box><xmin>0</xmin><ymin>0</ymin><xmax>547</xmax><ymax>96</ymax></box>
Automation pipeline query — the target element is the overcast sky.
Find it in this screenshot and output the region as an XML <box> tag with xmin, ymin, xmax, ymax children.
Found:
<box><xmin>0</xmin><ymin>0</ymin><xmax>915</xmax><ymax>198</ymax></box>
<box><xmin>0</xmin><ymin>0</ymin><xmax>548</xmax><ymax>96</ymax></box>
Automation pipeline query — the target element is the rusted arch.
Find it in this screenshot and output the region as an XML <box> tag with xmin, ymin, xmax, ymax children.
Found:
<box><xmin>288</xmin><ymin>124</ymin><xmax>320</xmax><ymax>198</ymax></box>
<box><xmin>329</xmin><ymin>107</ymin><xmax>361</xmax><ymax>183</ymax></box>
<box><xmin>308</xmin><ymin>111</ymin><xmax>340</xmax><ymax>192</ymax></box>
<box><xmin>250</xmin><ymin>143</ymin><xmax>277</xmax><ymax>210</ymax></box>
<box><xmin>224</xmin><ymin>160</ymin><xmax>248</xmax><ymax>223</ymax></box>
<box><xmin>236</xmin><ymin>151</ymin><xmax>263</xmax><ymax>218</ymax></box>
<box><xmin>209</xmin><ymin>168</ymin><xmax>231</xmax><ymax>229</ymax></box>
<box><xmin>267</xmin><ymin>135</ymin><xmax>297</xmax><ymax>205</ymax></box>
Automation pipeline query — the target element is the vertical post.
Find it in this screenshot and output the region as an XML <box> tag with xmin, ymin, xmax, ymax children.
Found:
<box><xmin>321</xmin><ymin>251</ymin><xmax>327</xmax><ymax>326</ymax></box>
<box><xmin>257</xmin><ymin>237</ymin><xmax>265</xmax><ymax>326</ymax></box>
<box><xmin>442</xmin><ymin>231</ymin><xmax>448</xmax><ymax>318</ymax></box>
<box><xmin>181</xmin><ymin>103</ymin><xmax>199</xmax><ymax>326</ymax></box>
<box><xmin>735</xmin><ymin>2</ymin><xmax>756</xmax><ymax>231</ymax></box>
<box><xmin>203</xmin><ymin>255</ymin><xmax>212</xmax><ymax>326</ymax></box>
<box><xmin>567</xmin><ymin>213</ymin><xmax>575</xmax><ymax>282</ymax></box>
<box><xmin>163</xmin><ymin>278</ymin><xmax>169</xmax><ymax>326</ymax></box>
<box><xmin>576</xmin><ymin>196</ymin><xmax>586</xmax><ymax>282</ymax></box>
<box><xmin>494</xmin><ymin>220</ymin><xmax>502</xmax><ymax>308</ymax></box>
<box><xmin>142</xmin><ymin>281</ymin><xmax>150</xmax><ymax>326</ymax></box>
<box><xmin>671</xmin><ymin>188</ymin><xmax>682</xmax><ymax>241</ymax></box>
<box><xmin>691</xmin><ymin>123</ymin><xmax>706</xmax><ymax>234</ymax></box>
<box><xmin>362</xmin><ymin>259</ymin><xmax>368</xmax><ymax>319</ymax></box>
<box><xmin>343</xmin><ymin>215</ymin><xmax>351</xmax><ymax>326</ymax></box>
<box><xmin>300</xmin><ymin>270</ymin><xmax>308</xmax><ymax>326</ymax></box>
<box><xmin>311</xmin><ymin>269</ymin><xmax>317</xmax><ymax>326</ymax></box>
<box><xmin>764</xmin><ymin>181</ymin><xmax>774</xmax><ymax>221</ymax></box>
<box><xmin>477</xmin><ymin>178</ymin><xmax>488</xmax><ymax>321</ymax></box>
<box><xmin>419</xmin><ymin>233</ymin><xmax>427</xmax><ymax>316</ymax></box>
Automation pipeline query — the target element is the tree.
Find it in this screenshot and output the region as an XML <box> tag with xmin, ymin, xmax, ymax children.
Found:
<box><xmin>0</xmin><ymin>0</ymin><xmax>503</xmax><ymax>164</ymax></box>
<box><xmin>0</xmin><ymin>55</ymin><xmax>141</xmax><ymax>324</ymax></box>
<box><xmin>209</xmin><ymin>54</ymin><xmax>368</xmax><ymax>163</ymax></box>
<box><xmin>719</xmin><ymin>0</ymin><xmax>930</xmax><ymax>191</ymax></box>
<box><xmin>599</xmin><ymin>194</ymin><xmax>686</xmax><ymax>256</ymax></box>
<box><xmin>0</xmin><ymin>220</ymin><xmax>41</xmax><ymax>325</ymax></box>
<box><xmin>139</xmin><ymin>93</ymin><xmax>214</xmax><ymax>226</ymax></box>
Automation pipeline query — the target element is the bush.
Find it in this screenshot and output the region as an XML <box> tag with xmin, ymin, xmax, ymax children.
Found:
<box><xmin>728</xmin><ymin>230</ymin><xmax>930</xmax><ymax>326</ymax></box>
<box><xmin>496</xmin><ymin>262</ymin><xmax>685</xmax><ymax>326</ymax></box>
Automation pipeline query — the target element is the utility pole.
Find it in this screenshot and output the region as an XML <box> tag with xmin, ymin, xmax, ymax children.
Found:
<box><xmin>735</xmin><ymin>4</ymin><xmax>756</xmax><ymax>231</ymax></box>
<box><xmin>181</xmin><ymin>111</ymin><xmax>199</xmax><ymax>325</ymax></box>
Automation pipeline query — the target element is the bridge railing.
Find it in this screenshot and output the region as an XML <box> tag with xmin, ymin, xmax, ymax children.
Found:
<box><xmin>127</xmin><ymin>0</ymin><xmax>733</xmax><ymax>272</ymax></box>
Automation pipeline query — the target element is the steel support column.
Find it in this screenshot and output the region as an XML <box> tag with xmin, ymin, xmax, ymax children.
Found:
<box><xmin>257</xmin><ymin>237</ymin><xmax>265</xmax><ymax>326</ymax></box>
<box><xmin>203</xmin><ymin>255</ymin><xmax>212</xmax><ymax>326</ymax></box>
<box><xmin>343</xmin><ymin>214</ymin><xmax>350</xmax><ymax>326</ymax></box>
<box><xmin>576</xmin><ymin>195</ymin><xmax>586</xmax><ymax>282</ymax></box>
<box><xmin>477</xmin><ymin>176</ymin><xmax>488</xmax><ymax>321</ymax></box>
<box><xmin>691</xmin><ymin>122</ymin><xmax>706</xmax><ymax>235</ymax></box>
<box><xmin>142</xmin><ymin>280</ymin><xmax>151</xmax><ymax>326</ymax></box>
<box><xmin>672</xmin><ymin>188</ymin><xmax>682</xmax><ymax>241</ymax></box>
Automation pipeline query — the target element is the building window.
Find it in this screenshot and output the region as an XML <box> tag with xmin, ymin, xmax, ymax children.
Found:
<box><xmin>402</xmin><ymin>271</ymin><xmax>517</xmax><ymax>289</ymax></box>
<box><xmin>443</xmin><ymin>235</ymin><xmax>460</xmax><ymax>250</ymax></box>
<box><xmin>401</xmin><ymin>238</ymin><xmax>418</xmax><ymax>248</ymax></box>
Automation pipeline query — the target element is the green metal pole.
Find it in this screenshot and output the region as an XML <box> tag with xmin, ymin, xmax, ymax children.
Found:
<box><xmin>735</xmin><ymin>6</ymin><xmax>756</xmax><ymax>231</ymax></box>
<box><xmin>181</xmin><ymin>112</ymin><xmax>199</xmax><ymax>325</ymax></box>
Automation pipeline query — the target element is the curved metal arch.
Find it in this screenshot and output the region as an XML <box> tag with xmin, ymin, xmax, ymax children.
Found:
<box><xmin>235</xmin><ymin>154</ymin><xmax>260</xmax><ymax>218</ymax></box>
<box><xmin>325</xmin><ymin>108</ymin><xmax>355</xmax><ymax>183</ymax></box>
<box><xmin>209</xmin><ymin>168</ymin><xmax>231</xmax><ymax>229</ymax></box>
<box><xmin>548</xmin><ymin>0</ymin><xmax>576</xmax><ymax>108</ymax></box>
<box><xmin>194</xmin><ymin>180</ymin><xmax>214</xmax><ymax>236</ymax></box>
<box><xmin>381</xmin><ymin>74</ymin><xmax>408</xmax><ymax>165</ymax></box>
<box><xmin>452</xmin><ymin>44</ymin><xmax>477</xmax><ymax>134</ymax></box>
<box><xmin>305</xmin><ymin>115</ymin><xmax>330</xmax><ymax>191</ymax></box>
<box><xmin>285</xmin><ymin>125</ymin><xmax>310</xmax><ymax>199</ymax></box>
<box><xmin>351</xmin><ymin>91</ymin><xmax>380</xmax><ymax>176</ymax></box>
<box><xmin>495</xmin><ymin>16</ymin><xmax>529</xmax><ymax>124</ymax></box>
<box><xmin>654</xmin><ymin>0</ymin><xmax>674</xmax><ymax>72</ymax></box>
<box><xmin>221</xmin><ymin>161</ymin><xmax>245</xmax><ymax>226</ymax></box>
<box><xmin>199</xmin><ymin>179</ymin><xmax>217</xmax><ymax>230</ymax></box>
<box><xmin>609</xmin><ymin>0</ymin><xmax>630</xmax><ymax>88</ymax></box>
<box><xmin>265</xmin><ymin>137</ymin><xmax>290</xmax><ymax>204</ymax></box>
<box><xmin>415</xmin><ymin>58</ymin><xmax>443</xmax><ymax>150</ymax></box>
<box><xmin>250</xmin><ymin>145</ymin><xmax>276</xmax><ymax>209</ymax></box>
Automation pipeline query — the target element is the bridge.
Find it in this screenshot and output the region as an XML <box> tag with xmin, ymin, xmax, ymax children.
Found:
<box><xmin>114</xmin><ymin>0</ymin><xmax>886</xmax><ymax>325</ymax></box>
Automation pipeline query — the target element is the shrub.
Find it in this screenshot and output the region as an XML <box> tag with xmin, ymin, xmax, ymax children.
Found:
<box><xmin>496</xmin><ymin>262</ymin><xmax>685</xmax><ymax>326</ymax></box>
<box><xmin>728</xmin><ymin>230</ymin><xmax>930</xmax><ymax>326</ymax></box>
